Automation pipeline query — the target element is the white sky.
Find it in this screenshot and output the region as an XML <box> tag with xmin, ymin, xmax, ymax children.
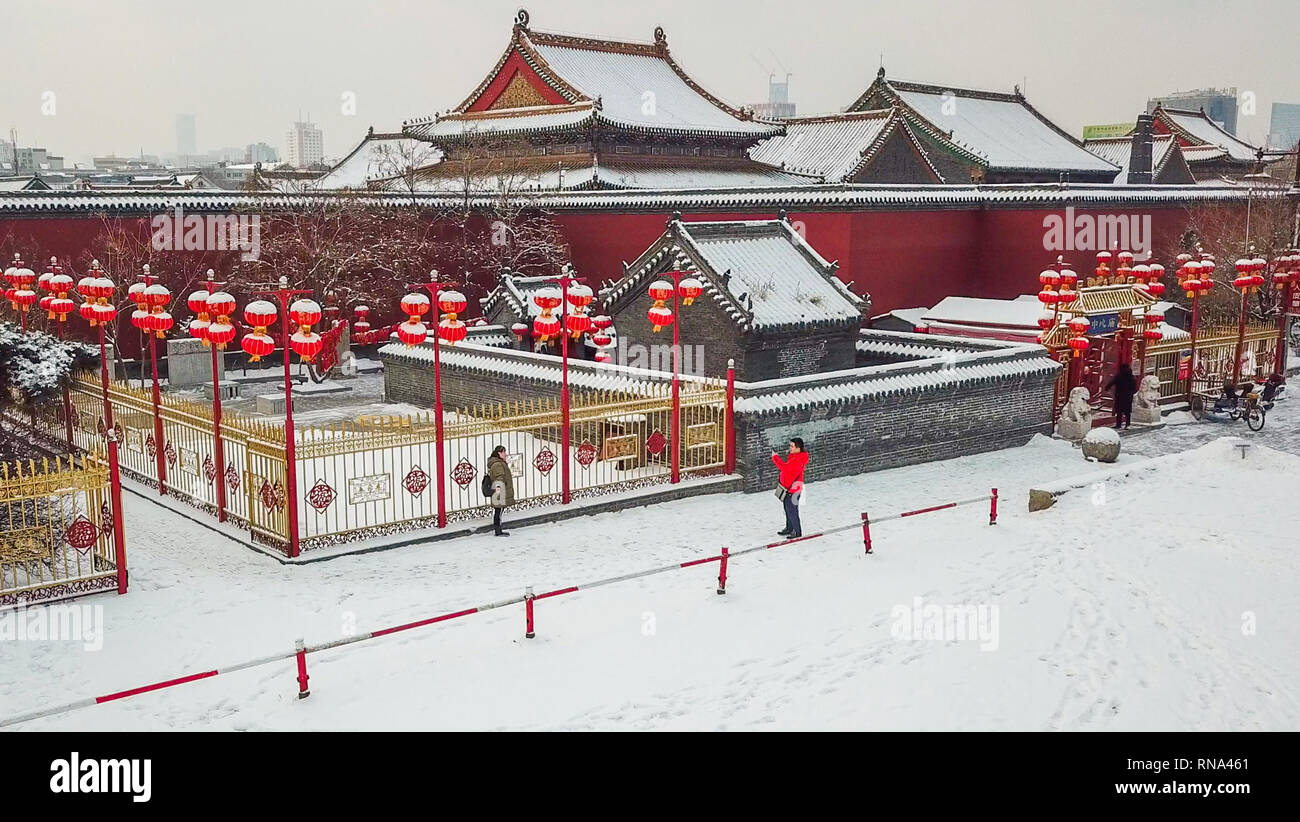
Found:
<box><xmin>4</xmin><ymin>0</ymin><xmax>1297</xmax><ymax>166</ymax></box>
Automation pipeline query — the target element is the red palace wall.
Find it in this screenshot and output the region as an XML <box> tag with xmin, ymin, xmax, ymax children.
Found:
<box><xmin>0</xmin><ymin>201</ymin><xmax>1231</xmax><ymax>316</ymax></box>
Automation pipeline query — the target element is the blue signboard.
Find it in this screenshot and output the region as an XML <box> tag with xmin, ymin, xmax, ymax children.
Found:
<box><xmin>1089</xmin><ymin>312</ymin><xmax>1120</xmax><ymax>334</ymax></box>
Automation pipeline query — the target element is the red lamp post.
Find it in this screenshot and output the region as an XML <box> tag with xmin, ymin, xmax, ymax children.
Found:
<box><xmin>188</xmin><ymin>270</ymin><xmax>236</xmax><ymax>521</ymax></box>
<box><xmin>1273</xmin><ymin>250</ymin><xmax>1299</xmax><ymax>378</ymax></box>
<box><xmin>251</xmin><ymin>277</ymin><xmax>319</xmax><ymax>558</ymax></box>
<box><xmin>1178</xmin><ymin>251</ymin><xmax>1214</xmax><ymax>401</ymax></box>
<box><xmin>1230</xmin><ymin>248</ymin><xmax>1266</xmax><ymax>387</ymax></box>
<box><xmin>529</xmin><ymin>264</ymin><xmax>587</xmax><ymax>503</ymax></box>
<box><xmin>75</xmin><ymin>260</ymin><xmax>128</xmax><ymax>594</ymax></box>
<box><xmin>647</xmin><ymin>269</ymin><xmax>703</xmax><ymax>484</ymax></box>
<box><xmin>401</xmin><ymin>270</ymin><xmax>461</xmax><ymax>526</ymax></box>
<box><xmin>131</xmin><ymin>265</ymin><xmax>173</xmax><ymax>494</ymax></box>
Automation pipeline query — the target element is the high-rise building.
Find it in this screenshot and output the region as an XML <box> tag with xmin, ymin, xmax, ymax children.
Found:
<box><xmin>245</xmin><ymin>142</ymin><xmax>278</xmax><ymax>163</ymax></box>
<box><xmin>176</xmin><ymin>114</ymin><xmax>197</xmax><ymax>158</ymax></box>
<box><xmin>751</xmin><ymin>74</ymin><xmax>796</xmax><ymax>120</ymax></box>
<box><xmin>1268</xmin><ymin>102</ymin><xmax>1300</xmax><ymax>150</ymax></box>
<box><xmin>1147</xmin><ymin>88</ymin><xmax>1238</xmax><ymax>135</ymax></box>
<box><xmin>284</xmin><ymin>120</ymin><xmax>323</xmax><ymax>168</ymax></box>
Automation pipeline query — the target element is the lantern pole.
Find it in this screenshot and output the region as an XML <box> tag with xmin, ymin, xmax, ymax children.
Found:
<box><xmin>409</xmin><ymin>271</ymin><xmax>458</xmax><ymax>527</ymax></box>
<box><xmin>138</xmin><ymin>265</ymin><xmax>168</xmax><ymax>495</ymax></box>
<box><xmin>253</xmin><ymin>277</ymin><xmax>314</xmax><ymax>557</ymax></box>
<box><xmin>49</xmin><ymin>258</ymin><xmax>76</xmax><ymax>451</ymax></box>
<box><xmin>540</xmin><ymin>265</ymin><xmax>583</xmax><ymax>505</ymax></box>
<box><xmin>201</xmin><ymin>270</ymin><xmax>229</xmax><ymax>522</ymax></box>
<box><xmin>670</xmin><ymin>270</ymin><xmax>682</xmax><ymax>484</ymax></box>
<box><xmin>1231</xmin><ymin>250</ymin><xmax>1257</xmax><ymax>388</ymax></box>
<box><xmin>1275</xmin><ymin>252</ymin><xmax>1298</xmax><ymax>379</ymax></box>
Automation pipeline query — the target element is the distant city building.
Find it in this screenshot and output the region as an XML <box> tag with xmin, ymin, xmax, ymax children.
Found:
<box><xmin>13</xmin><ymin>147</ymin><xmax>65</xmax><ymax>172</ymax></box>
<box><xmin>1147</xmin><ymin>88</ymin><xmax>1238</xmax><ymax>135</ymax></box>
<box><xmin>245</xmin><ymin>142</ymin><xmax>278</xmax><ymax>163</ymax></box>
<box><xmin>285</xmin><ymin>120</ymin><xmax>323</xmax><ymax>168</ymax></box>
<box><xmin>176</xmin><ymin>114</ymin><xmax>197</xmax><ymax>158</ymax></box>
<box><xmin>1268</xmin><ymin>102</ymin><xmax>1300</xmax><ymax>150</ymax></box>
<box><xmin>751</xmin><ymin>74</ymin><xmax>796</xmax><ymax>120</ymax></box>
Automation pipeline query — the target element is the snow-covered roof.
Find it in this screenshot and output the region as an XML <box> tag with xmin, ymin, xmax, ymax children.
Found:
<box><xmin>747</xmin><ymin>109</ymin><xmax>942</xmax><ymax>182</ymax></box>
<box><xmin>314</xmin><ymin>131</ymin><xmax>439</xmax><ymax>190</ymax></box>
<box><xmin>604</xmin><ymin>217</ymin><xmax>865</xmax><ymax>333</ymax></box>
<box><xmin>869</xmin><ymin>307</ymin><xmax>929</xmax><ymax>329</ymax></box>
<box><xmin>387</xmin><ymin>157</ymin><xmax>816</xmax><ymax>192</ymax></box>
<box><xmin>1083</xmin><ymin>134</ymin><xmax>1183</xmax><ymax>183</ymax></box>
<box><xmin>923</xmin><ymin>296</ymin><xmax>1045</xmax><ymax>330</ymax></box>
<box><xmin>1154</xmin><ymin>107</ymin><xmax>1260</xmax><ymax>163</ymax></box>
<box><xmin>407</xmin><ymin>20</ymin><xmax>780</xmax><ymax>143</ymax></box>
<box><xmin>481</xmin><ymin>272</ymin><xmax>561</xmax><ymax>320</ymax></box>
<box><xmin>851</xmin><ymin>75</ymin><xmax>1119</xmax><ymax>175</ymax></box>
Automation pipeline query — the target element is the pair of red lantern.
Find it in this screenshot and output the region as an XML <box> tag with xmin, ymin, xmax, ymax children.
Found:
<box><xmin>1037</xmin><ymin>266</ymin><xmax>1079</xmax><ymax>306</ymax></box>
<box><xmin>397</xmin><ymin>289</ymin><xmax>468</xmax><ymax>348</ymax></box>
<box><xmin>528</xmin><ymin>283</ymin><xmax>596</xmax><ymax>342</ymax></box>
<box><xmin>1232</xmin><ymin>256</ymin><xmax>1268</xmax><ymax>293</ymax></box>
<box><xmin>646</xmin><ymin>275</ymin><xmax>703</xmax><ymax>333</ymax></box>
<box><xmin>128</xmin><ymin>274</ymin><xmax>175</xmax><ymax>339</ymax></box>
<box><xmin>75</xmin><ymin>262</ymin><xmax>119</xmax><ymax>326</ymax></box>
<box><xmin>3</xmin><ymin>254</ymin><xmax>37</xmax><ymax>313</ymax></box>
<box><xmin>187</xmin><ymin>287</ymin><xmax>324</xmax><ymax>362</ymax></box>
<box><xmin>1178</xmin><ymin>259</ymin><xmax>1215</xmax><ymax>298</ymax></box>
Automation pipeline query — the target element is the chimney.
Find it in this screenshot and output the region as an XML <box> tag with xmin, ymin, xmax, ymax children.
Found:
<box><xmin>1128</xmin><ymin>114</ymin><xmax>1154</xmax><ymax>185</ymax></box>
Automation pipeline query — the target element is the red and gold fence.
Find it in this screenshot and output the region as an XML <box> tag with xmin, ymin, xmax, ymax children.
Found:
<box><xmin>1143</xmin><ymin>322</ymin><xmax>1280</xmax><ymax>400</ymax></box>
<box><xmin>290</xmin><ymin>379</ymin><xmax>728</xmax><ymax>549</ymax></box>
<box><xmin>0</xmin><ymin>453</ymin><xmax>116</xmax><ymax>606</ymax></box>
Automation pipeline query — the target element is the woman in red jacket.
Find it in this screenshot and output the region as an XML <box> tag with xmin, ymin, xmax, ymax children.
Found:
<box><xmin>772</xmin><ymin>437</ymin><xmax>808</xmax><ymax>538</ymax></box>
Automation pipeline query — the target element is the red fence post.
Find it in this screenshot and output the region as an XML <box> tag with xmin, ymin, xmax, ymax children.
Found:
<box><xmin>989</xmin><ymin>488</ymin><xmax>999</xmax><ymax>525</ymax></box>
<box><xmin>525</xmin><ymin>586</ymin><xmax>536</xmax><ymax>639</ymax></box>
<box><xmin>210</xmin><ymin>340</ymin><xmax>227</xmax><ymax>521</ymax></box>
<box><xmin>717</xmin><ymin>547</ymin><xmax>728</xmax><ymax>595</ymax></box>
<box><xmin>724</xmin><ymin>359</ymin><xmax>736</xmax><ymax>474</ymax></box>
<box><xmin>433</xmin><ymin>338</ymin><xmax>446</xmax><ymax>528</ymax></box>
<box><xmin>295</xmin><ymin>639</ymin><xmax>310</xmax><ymax>699</ymax></box>
<box><xmin>861</xmin><ymin>512</ymin><xmax>872</xmax><ymax>555</ymax></box>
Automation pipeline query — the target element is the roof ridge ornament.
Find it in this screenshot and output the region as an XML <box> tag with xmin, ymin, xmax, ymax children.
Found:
<box><xmin>654</xmin><ymin>26</ymin><xmax>667</xmax><ymax>48</ymax></box>
<box><xmin>516</xmin><ymin>8</ymin><xmax>529</xmax><ymax>29</ymax></box>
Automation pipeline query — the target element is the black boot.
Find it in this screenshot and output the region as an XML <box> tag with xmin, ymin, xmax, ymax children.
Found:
<box><xmin>777</xmin><ymin>528</ymin><xmax>791</xmax><ymax>536</ymax></box>
<box><xmin>495</xmin><ymin>529</ymin><xmax>510</xmax><ymax>537</ymax></box>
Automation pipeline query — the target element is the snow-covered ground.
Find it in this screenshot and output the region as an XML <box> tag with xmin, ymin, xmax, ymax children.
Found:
<box><xmin>3</xmin><ymin>401</ymin><xmax>1298</xmax><ymax>730</ymax></box>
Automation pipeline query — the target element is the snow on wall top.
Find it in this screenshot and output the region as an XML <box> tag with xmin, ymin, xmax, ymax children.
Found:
<box><xmin>894</xmin><ymin>87</ymin><xmax>1118</xmax><ymax>173</ymax></box>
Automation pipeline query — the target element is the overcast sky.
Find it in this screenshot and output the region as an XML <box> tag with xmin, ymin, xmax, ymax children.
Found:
<box><xmin>4</xmin><ymin>0</ymin><xmax>1297</xmax><ymax>166</ymax></box>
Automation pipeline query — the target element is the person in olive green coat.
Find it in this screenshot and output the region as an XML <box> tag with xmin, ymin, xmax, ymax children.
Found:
<box><xmin>487</xmin><ymin>445</ymin><xmax>515</xmax><ymax>536</ymax></box>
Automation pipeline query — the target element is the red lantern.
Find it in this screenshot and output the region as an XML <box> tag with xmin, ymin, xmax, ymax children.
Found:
<box><xmin>564</xmin><ymin>283</ymin><xmax>594</xmax><ymax>309</ymax></box>
<box><xmin>144</xmin><ymin>283</ymin><xmax>171</xmax><ymax>308</ymax></box>
<box><xmin>187</xmin><ymin>290</ymin><xmax>209</xmax><ymax>314</ymax></box>
<box><xmin>206</xmin><ymin>319</ymin><xmax>236</xmax><ymax>348</ymax></box>
<box><xmin>400</xmin><ymin>293</ymin><xmax>430</xmax><ymax>318</ymax></box>
<box><xmin>289</xmin><ymin>299</ymin><xmax>322</xmax><ymax>327</ymax></box>
<box><xmin>594</xmin><ymin>350</ymin><xmax>613</xmax><ymax>363</ymax></box>
<box><xmin>1038</xmin><ymin>269</ymin><xmax>1060</xmax><ymax>288</ymax></box>
<box><xmin>1056</xmin><ymin>288</ymin><xmax>1078</xmax><ymax>306</ymax></box>
<box><xmin>131</xmin><ymin>308</ymin><xmax>151</xmax><ymax>330</ymax></box>
<box><xmin>592</xmin><ymin>330</ymin><xmax>613</xmax><ymax>347</ymax></box>
<box><xmin>532</xmin><ymin>287</ymin><xmax>563</xmax><ymax>343</ymax></box>
<box><xmin>438</xmin><ymin>317</ymin><xmax>467</xmax><ymax>345</ymax></box>
<box><xmin>677</xmin><ymin>277</ymin><xmax>703</xmax><ymax>305</ymax></box>
<box><xmin>127</xmin><ymin>281</ymin><xmax>147</xmax><ymax>307</ymax></box>
<box><xmin>647</xmin><ymin>280</ymin><xmax>673</xmax><ymax>302</ymax></box>
<box><xmin>243</xmin><ymin>300</ymin><xmax>278</xmax><ymax>328</ymax></box>
<box><xmin>1068</xmin><ymin>336</ymin><xmax>1090</xmax><ymax>355</ymax></box>
<box><xmin>1068</xmin><ymin>316</ymin><xmax>1090</xmax><ymax>335</ymax></box>
<box><xmin>290</xmin><ymin>330</ymin><xmax>324</xmax><ymax>362</ymax></box>
<box><xmin>397</xmin><ymin>320</ymin><xmax>427</xmax><ymax>347</ymax></box>
<box><xmin>147</xmin><ymin>310</ymin><xmax>174</xmax><ymax>338</ymax></box>
<box><xmin>352</xmin><ymin>305</ymin><xmax>371</xmax><ymax>335</ymax></box>
<box><xmin>1037</xmin><ymin>310</ymin><xmax>1055</xmax><ymax>330</ymax></box>
<box><xmin>510</xmin><ymin>321</ymin><xmax>529</xmax><ymax>339</ymax></box>
<box><xmin>1059</xmin><ymin>268</ymin><xmax>1078</xmax><ymax>289</ymax></box>
<box><xmin>1095</xmin><ymin>251</ymin><xmax>1112</xmax><ymax>283</ymax></box>
<box><xmin>565</xmin><ymin>311</ymin><xmax>592</xmax><ymax>337</ymax></box>
<box><xmin>241</xmin><ymin>331</ymin><xmax>275</xmax><ymax>361</ymax></box>
<box><xmin>288</xmin><ymin>299</ymin><xmax>323</xmax><ymax>361</ymax></box>
<box><xmin>1037</xmin><ymin>288</ymin><xmax>1059</xmax><ymax>305</ymax></box>
<box><xmin>436</xmin><ymin>289</ymin><xmax>468</xmax><ymax>316</ymax></box>
<box><xmin>648</xmin><ymin>305</ymin><xmax>675</xmax><ymax>331</ymax></box>
<box><xmin>591</xmin><ymin>314</ymin><xmax>612</xmax><ymax>331</ymax></box>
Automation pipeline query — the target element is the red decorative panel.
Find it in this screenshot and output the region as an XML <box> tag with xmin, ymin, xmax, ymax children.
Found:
<box><xmin>203</xmin><ymin>454</ymin><xmax>216</xmax><ymax>483</ymax></box>
<box><xmin>533</xmin><ymin>448</ymin><xmax>557</xmax><ymax>474</ymax></box>
<box><xmin>259</xmin><ymin>480</ymin><xmax>277</xmax><ymax>511</ymax></box>
<box><xmin>306</xmin><ymin>480</ymin><xmax>336</xmax><ymax>512</ymax></box>
<box><xmin>450</xmin><ymin>458</ymin><xmax>477</xmax><ymax>488</ymax></box>
<box><xmin>575</xmin><ymin>441</ymin><xmax>597</xmax><ymax>467</ymax></box>
<box><xmin>145</xmin><ymin>434</ymin><xmax>156</xmax><ymax>459</ymax></box>
<box><xmin>100</xmin><ymin>501</ymin><xmax>113</xmax><ymax>535</ymax></box>
<box><xmin>97</xmin><ymin>417</ymin><xmax>106</xmax><ymax>436</ymax></box>
<box><xmin>225</xmin><ymin>464</ymin><xmax>240</xmax><ymax>492</ymax></box>
<box><xmin>403</xmin><ymin>465</ymin><xmax>430</xmax><ymax>496</ymax></box>
<box><xmin>64</xmin><ymin>515</ymin><xmax>98</xmax><ymax>553</ymax></box>
<box><xmin>645</xmin><ymin>430</ymin><xmax>667</xmax><ymax>456</ymax></box>
<box><xmin>165</xmin><ymin>441</ymin><xmax>177</xmax><ymax>468</ymax></box>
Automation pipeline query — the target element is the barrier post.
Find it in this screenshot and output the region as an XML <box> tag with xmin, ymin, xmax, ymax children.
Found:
<box><xmin>524</xmin><ymin>586</ymin><xmax>536</xmax><ymax>639</ymax></box>
<box><xmin>716</xmin><ymin>547</ymin><xmax>728</xmax><ymax>595</ymax></box>
<box><xmin>989</xmin><ymin>488</ymin><xmax>999</xmax><ymax>526</ymax></box>
<box><xmin>861</xmin><ymin>512</ymin><xmax>872</xmax><ymax>554</ymax></box>
<box><xmin>295</xmin><ymin>639</ymin><xmax>310</xmax><ymax>699</ymax></box>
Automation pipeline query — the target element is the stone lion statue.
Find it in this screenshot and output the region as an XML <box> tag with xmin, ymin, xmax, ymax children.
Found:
<box><xmin>1135</xmin><ymin>375</ymin><xmax>1160</xmax><ymax>410</ymax></box>
<box><xmin>1062</xmin><ymin>387</ymin><xmax>1092</xmax><ymax>422</ymax></box>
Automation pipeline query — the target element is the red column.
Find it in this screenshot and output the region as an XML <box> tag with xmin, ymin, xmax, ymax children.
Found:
<box><xmin>1185</xmin><ymin>293</ymin><xmax>1201</xmax><ymax>402</ymax></box>
<box><xmin>295</xmin><ymin>639</ymin><xmax>310</xmax><ymax>699</ymax></box>
<box><xmin>989</xmin><ymin>488</ymin><xmax>999</xmax><ymax>526</ymax></box>
<box><xmin>560</xmin><ymin>279</ymin><xmax>571</xmax><ymax>505</ymax></box>
<box><xmin>99</xmin><ymin>326</ymin><xmax>128</xmax><ymax>594</ymax></box>
<box><xmin>210</xmin><ymin>335</ymin><xmax>227</xmax><ymax>521</ymax></box>
<box><xmin>724</xmin><ymin>359</ymin><xmax>736</xmax><ymax>474</ymax></box>
<box><xmin>149</xmin><ymin>333</ymin><xmax>167</xmax><ymax>495</ymax></box>
<box><xmin>1277</xmin><ymin>279</ymin><xmax>1293</xmax><ymax>379</ymax></box>
<box><xmin>281</xmin><ymin>301</ymin><xmax>301</xmax><ymax>558</ymax></box>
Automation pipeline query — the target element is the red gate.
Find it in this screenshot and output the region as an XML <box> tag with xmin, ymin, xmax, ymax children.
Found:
<box><xmin>1078</xmin><ymin>334</ymin><xmax>1123</xmax><ymax>426</ymax></box>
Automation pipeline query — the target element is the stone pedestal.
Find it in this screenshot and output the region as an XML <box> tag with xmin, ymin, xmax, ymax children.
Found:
<box><xmin>202</xmin><ymin>381</ymin><xmax>242</xmax><ymax>401</ymax></box>
<box><xmin>255</xmin><ymin>393</ymin><xmax>293</xmax><ymax>414</ymax></box>
<box><xmin>167</xmin><ymin>338</ymin><xmax>222</xmax><ymax>389</ymax></box>
<box><xmin>1131</xmin><ymin>404</ymin><xmax>1162</xmax><ymax>425</ymax></box>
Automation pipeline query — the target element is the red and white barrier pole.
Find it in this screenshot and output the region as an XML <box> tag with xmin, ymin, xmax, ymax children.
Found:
<box><xmin>295</xmin><ymin>639</ymin><xmax>310</xmax><ymax>699</ymax></box>
<box><xmin>862</xmin><ymin>512</ymin><xmax>872</xmax><ymax>554</ymax></box>
<box><xmin>989</xmin><ymin>488</ymin><xmax>999</xmax><ymax>525</ymax></box>
<box><xmin>525</xmin><ymin>586</ymin><xmax>536</xmax><ymax>639</ymax></box>
<box><xmin>717</xmin><ymin>546</ymin><xmax>728</xmax><ymax>595</ymax></box>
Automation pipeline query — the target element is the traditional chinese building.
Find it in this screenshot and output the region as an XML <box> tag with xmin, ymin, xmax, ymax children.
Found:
<box><xmin>398</xmin><ymin>10</ymin><xmax>813</xmax><ymax>191</ymax></box>
<box><xmin>1146</xmin><ymin>104</ymin><xmax>1265</xmax><ymax>180</ymax></box>
<box><xmin>598</xmin><ymin>213</ymin><xmax>868</xmax><ymax>381</ymax></box>
<box><xmin>844</xmin><ymin>70</ymin><xmax>1121</xmax><ymax>184</ymax></box>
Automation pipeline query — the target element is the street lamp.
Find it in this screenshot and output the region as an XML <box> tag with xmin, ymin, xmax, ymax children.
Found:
<box><xmin>1177</xmin><ymin>250</ymin><xmax>1215</xmax><ymax>400</ymax></box>
<box><xmin>647</xmin><ymin>269</ymin><xmax>703</xmax><ymax>484</ymax></box>
<box><xmin>399</xmin><ymin>270</ymin><xmax>461</xmax><ymax>526</ymax></box>
<box><xmin>129</xmin><ymin>264</ymin><xmax>173</xmax><ymax>495</ymax></box>
<box><xmin>251</xmin><ymin>276</ymin><xmax>320</xmax><ymax>558</ymax></box>
<box><xmin>74</xmin><ymin>260</ymin><xmax>128</xmax><ymax>595</ymax></box>
<box><xmin>186</xmin><ymin>269</ymin><xmax>237</xmax><ymax>522</ymax></box>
